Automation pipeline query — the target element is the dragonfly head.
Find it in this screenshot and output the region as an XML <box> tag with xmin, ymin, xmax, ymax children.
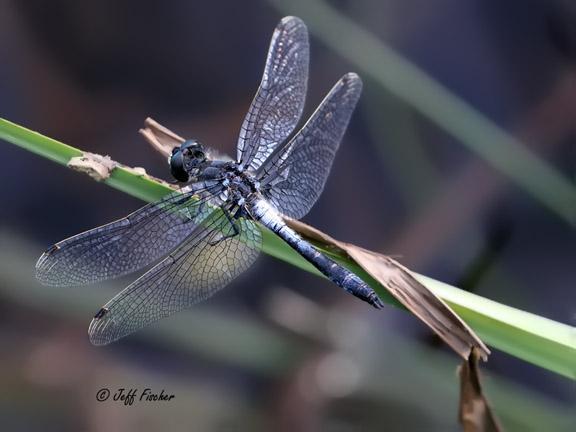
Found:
<box><xmin>169</xmin><ymin>139</ymin><xmax>207</xmax><ymax>182</ymax></box>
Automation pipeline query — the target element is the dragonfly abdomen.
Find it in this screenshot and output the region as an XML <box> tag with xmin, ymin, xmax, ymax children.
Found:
<box><xmin>248</xmin><ymin>198</ymin><xmax>384</xmax><ymax>309</ymax></box>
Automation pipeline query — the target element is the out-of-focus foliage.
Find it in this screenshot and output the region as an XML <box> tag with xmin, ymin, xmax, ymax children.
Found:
<box><xmin>0</xmin><ymin>0</ymin><xmax>574</xmax><ymax>430</ymax></box>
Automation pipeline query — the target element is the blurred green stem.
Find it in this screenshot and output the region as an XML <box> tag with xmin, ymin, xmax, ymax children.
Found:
<box><xmin>268</xmin><ymin>0</ymin><xmax>576</xmax><ymax>225</ymax></box>
<box><xmin>1</xmin><ymin>117</ymin><xmax>574</xmax><ymax>379</ymax></box>
<box><xmin>361</xmin><ymin>84</ymin><xmax>438</xmax><ymax>213</ymax></box>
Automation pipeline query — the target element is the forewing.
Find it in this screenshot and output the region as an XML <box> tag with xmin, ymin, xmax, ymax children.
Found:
<box><xmin>36</xmin><ymin>185</ymin><xmax>222</xmax><ymax>286</ymax></box>
<box><xmin>237</xmin><ymin>16</ymin><xmax>309</xmax><ymax>171</ymax></box>
<box><xmin>88</xmin><ymin>209</ymin><xmax>261</xmax><ymax>345</ymax></box>
<box><xmin>258</xmin><ymin>73</ymin><xmax>362</xmax><ymax>219</ymax></box>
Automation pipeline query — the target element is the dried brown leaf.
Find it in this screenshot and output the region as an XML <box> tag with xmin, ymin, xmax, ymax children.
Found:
<box><xmin>459</xmin><ymin>348</ymin><xmax>502</xmax><ymax>432</ymax></box>
<box><xmin>139</xmin><ymin>117</ymin><xmax>185</xmax><ymax>158</ymax></box>
<box><xmin>286</xmin><ymin>217</ymin><xmax>490</xmax><ymax>361</ymax></box>
<box><xmin>67</xmin><ymin>152</ymin><xmax>117</xmax><ymax>181</ymax></box>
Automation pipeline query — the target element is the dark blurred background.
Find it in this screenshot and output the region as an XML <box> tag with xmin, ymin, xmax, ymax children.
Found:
<box><xmin>0</xmin><ymin>0</ymin><xmax>574</xmax><ymax>431</ymax></box>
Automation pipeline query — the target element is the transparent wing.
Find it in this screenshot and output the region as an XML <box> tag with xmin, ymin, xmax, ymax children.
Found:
<box><xmin>237</xmin><ymin>16</ymin><xmax>309</xmax><ymax>171</ymax></box>
<box><xmin>257</xmin><ymin>73</ymin><xmax>363</xmax><ymax>219</ymax></box>
<box><xmin>36</xmin><ymin>185</ymin><xmax>223</xmax><ymax>287</ymax></box>
<box><xmin>88</xmin><ymin>208</ymin><xmax>261</xmax><ymax>345</ymax></box>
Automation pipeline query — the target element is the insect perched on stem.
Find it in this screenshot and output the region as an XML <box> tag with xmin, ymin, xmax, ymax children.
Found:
<box><xmin>36</xmin><ymin>16</ymin><xmax>384</xmax><ymax>345</ymax></box>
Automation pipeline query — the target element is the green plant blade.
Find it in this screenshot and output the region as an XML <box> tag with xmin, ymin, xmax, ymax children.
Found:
<box><xmin>1</xmin><ymin>117</ymin><xmax>574</xmax><ymax>379</ymax></box>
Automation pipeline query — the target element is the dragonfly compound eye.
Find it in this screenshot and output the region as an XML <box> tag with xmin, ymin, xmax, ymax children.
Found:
<box><xmin>169</xmin><ymin>149</ymin><xmax>190</xmax><ymax>182</ymax></box>
<box><xmin>180</xmin><ymin>139</ymin><xmax>200</xmax><ymax>151</ymax></box>
<box><xmin>192</xmin><ymin>150</ymin><xmax>205</xmax><ymax>160</ymax></box>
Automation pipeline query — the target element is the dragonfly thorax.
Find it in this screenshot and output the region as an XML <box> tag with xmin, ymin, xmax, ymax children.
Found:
<box><xmin>220</xmin><ymin>164</ymin><xmax>260</xmax><ymax>205</ymax></box>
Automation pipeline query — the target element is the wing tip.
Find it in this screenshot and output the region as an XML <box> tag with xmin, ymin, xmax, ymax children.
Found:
<box><xmin>35</xmin><ymin>245</ymin><xmax>74</xmax><ymax>287</ymax></box>
<box><xmin>88</xmin><ymin>337</ymin><xmax>109</xmax><ymax>347</ymax></box>
<box><xmin>89</xmin><ymin>337</ymin><xmax>109</xmax><ymax>347</ymax></box>
<box><xmin>277</xmin><ymin>16</ymin><xmax>309</xmax><ymax>40</ymax></box>
<box><xmin>88</xmin><ymin>311</ymin><xmax>114</xmax><ymax>346</ymax></box>
<box><xmin>342</xmin><ymin>72</ymin><xmax>363</xmax><ymax>88</ymax></box>
<box><xmin>280</xmin><ymin>15</ymin><xmax>305</xmax><ymax>28</ymax></box>
<box><xmin>35</xmin><ymin>255</ymin><xmax>58</xmax><ymax>286</ymax></box>
<box><xmin>35</xmin><ymin>260</ymin><xmax>78</xmax><ymax>287</ymax></box>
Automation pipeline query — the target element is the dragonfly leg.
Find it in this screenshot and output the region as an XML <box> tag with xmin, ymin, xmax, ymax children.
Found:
<box><xmin>232</xmin><ymin>206</ymin><xmax>248</xmax><ymax>220</ymax></box>
<box><xmin>208</xmin><ymin>208</ymin><xmax>240</xmax><ymax>246</ymax></box>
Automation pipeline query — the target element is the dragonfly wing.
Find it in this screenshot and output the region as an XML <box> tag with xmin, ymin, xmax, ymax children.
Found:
<box><xmin>258</xmin><ymin>73</ymin><xmax>362</xmax><ymax>219</ymax></box>
<box><xmin>36</xmin><ymin>185</ymin><xmax>223</xmax><ymax>286</ymax></box>
<box><xmin>237</xmin><ymin>16</ymin><xmax>309</xmax><ymax>171</ymax></box>
<box><xmin>88</xmin><ymin>209</ymin><xmax>261</xmax><ymax>345</ymax></box>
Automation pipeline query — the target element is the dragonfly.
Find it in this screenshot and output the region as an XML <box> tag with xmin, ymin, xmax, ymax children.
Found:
<box><xmin>36</xmin><ymin>16</ymin><xmax>384</xmax><ymax>345</ymax></box>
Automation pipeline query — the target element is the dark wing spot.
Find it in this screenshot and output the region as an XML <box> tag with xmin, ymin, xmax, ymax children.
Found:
<box><xmin>93</xmin><ymin>307</ymin><xmax>109</xmax><ymax>320</ymax></box>
<box><xmin>45</xmin><ymin>244</ymin><xmax>60</xmax><ymax>255</ymax></box>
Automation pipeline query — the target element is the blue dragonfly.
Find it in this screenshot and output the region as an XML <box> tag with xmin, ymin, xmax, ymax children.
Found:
<box><xmin>36</xmin><ymin>16</ymin><xmax>384</xmax><ymax>345</ymax></box>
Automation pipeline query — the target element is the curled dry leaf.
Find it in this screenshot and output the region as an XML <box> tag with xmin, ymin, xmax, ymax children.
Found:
<box><xmin>139</xmin><ymin>117</ymin><xmax>185</xmax><ymax>158</ymax></box>
<box><xmin>459</xmin><ymin>348</ymin><xmax>502</xmax><ymax>432</ymax></box>
<box><xmin>67</xmin><ymin>152</ymin><xmax>117</xmax><ymax>181</ymax></box>
<box><xmin>286</xmin><ymin>217</ymin><xmax>490</xmax><ymax>361</ymax></box>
